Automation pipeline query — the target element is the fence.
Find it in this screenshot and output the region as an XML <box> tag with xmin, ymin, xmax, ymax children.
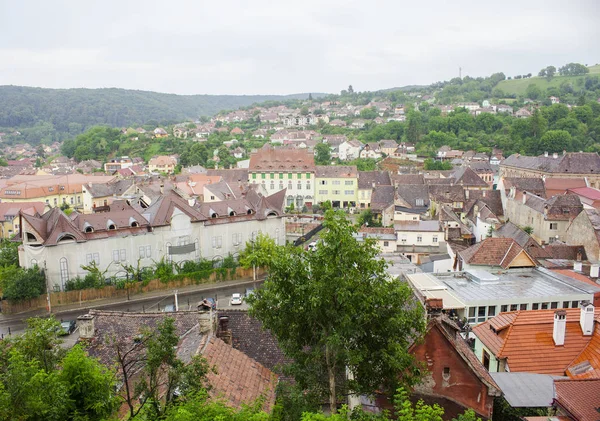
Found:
<box><xmin>1</xmin><ymin>266</ymin><xmax>261</xmax><ymax>315</ymax></box>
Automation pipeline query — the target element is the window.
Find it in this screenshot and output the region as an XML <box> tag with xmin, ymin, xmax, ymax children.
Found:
<box><xmin>332</xmin><ymin>180</ymin><xmax>341</xmax><ymax>185</ymax></box>
<box><xmin>113</xmin><ymin>250</ymin><xmax>120</xmax><ymax>263</ymax></box>
<box><xmin>270</xmin><ymin>173</ymin><xmax>274</xmax><ymax>179</ymax></box>
<box><xmin>59</xmin><ymin>258</ymin><xmax>69</xmax><ymax>285</ymax></box>
<box><xmin>232</xmin><ymin>233</ymin><xmax>242</xmax><ymax>246</ymax></box>
<box><xmin>416</xmin><ymin>198</ymin><xmax>424</xmax><ymax>206</ymax></box>
<box><xmin>468</xmin><ymin>307</ymin><xmax>476</xmax><ymax>323</ymax></box>
<box><xmin>212</xmin><ymin>236</ymin><xmax>223</xmax><ymax>248</ymax></box>
<box><xmin>551</xmin><ymin>302</ymin><xmax>558</xmax><ymax>309</ymax></box>
<box><xmin>54</xmin><ymin>198</ymin><xmax>57</xmax><ymax>205</ymax></box>
<box><xmin>541</xmin><ymin>302</ymin><xmax>549</xmax><ymax>309</ymax></box>
<box><xmin>70</xmin><ymin>197</ymin><xmax>74</xmax><ymax>205</ymax></box>
<box><xmin>432</xmin><ymin>236</ymin><xmax>438</xmax><ymax>243</ymax></box>
<box><xmin>510</xmin><ymin>304</ymin><xmax>518</xmax><ymax>311</ymax></box>
<box><xmin>383</xmin><ymin>241</ymin><xmax>389</xmax><ymax>247</ymax></box>
<box><xmin>319</xmin><ymin>190</ymin><xmax>328</xmax><ymax>195</ymax></box>
<box><xmin>270</xmin><ymin>182</ymin><xmax>275</xmax><ymax>190</ymax></box>
<box><xmin>278</xmin><ymin>173</ymin><xmax>283</xmax><ymax>179</ymax></box>
<box><xmin>563</xmin><ymin>301</ymin><xmax>570</xmax><ymax>308</ymax></box>
<box><xmin>345</xmin><ymin>180</ymin><xmax>353</xmax><ymax>185</ymax></box>
<box><xmin>145</xmin><ymin>245</ymin><xmax>151</xmax><ymax>258</ymax></box>
<box><xmin>139</xmin><ymin>246</ymin><xmax>146</xmax><ymax>259</ymax></box>
<box><xmin>332</xmin><ymin>190</ymin><xmax>340</xmax><ymax>195</ymax></box>
<box><xmin>442</xmin><ymin>367</ymin><xmax>450</xmax><ymax>379</ymax></box>
<box><xmin>488</xmin><ymin>306</ymin><xmax>496</xmax><ymax>318</ymax></box>
<box><xmin>520</xmin><ymin>303</ymin><xmax>527</xmax><ymax>310</ymax></box>
<box><xmin>320</xmin><ymin>180</ymin><xmax>327</xmax><ymax>185</ymax></box>
<box><xmin>297</xmin><ymin>183</ymin><xmax>302</xmax><ymax>190</ymax></box>
<box><xmin>501</xmin><ymin>305</ymin><xmax>508</xmax><ymax>313</ymax></box>
<box><xmin>288</xmin><ymin>182</ymin><xmax>293</xmax><ymax>190</ymax></box>
<box><xmin>549</xmin><ymin>223</ymin><xmax>558</xmax><ymax>230</ymax></box>
<box><xmin>288</xmin><ymin>173</ymin><xmax>293</xmax><ymax>179</ymax></box>
<box><xmin>86</xmin><ymin>253</ymin><xmax>100</xmax><ymax>265</ymax></box>
<box><xmin>401</xmin><ymin>234</ymin><xmax>407</xmax><ymax>243</ymax></box>
<box><xmin>307</xmin><ymin>183</ymin><xmax>311</xmax><ymax>190</ymax></box>
<box><xmin>478</xmin><ymin>306</ymin><xmax>486</xmax><ymax>322</ymax></box>
<box><xmin>261</xmin><ymin>173</ymin><xmax>266</xmax><ymax>179</ymax></box>
<box><xmin>306</xmin><ymin>173</ymin><xmax>311</xmax><ymax>179</ymax></box>
<box><xmin>120</xmin><ymin>249</ymin><xmax>126</xmax><ymax>261</ymax></box>
<box><xmin>417</xmin><ymin>235</ymin><xmax>422</xmax><ymax>243</ymax></box>
<box><xmin>572</xmin><ymin>301</ymin><xmax>579</xmax><ymax>308</ymax></box>
<box><xmin>532</xmin><ymin>303</ymin><xmax>539</xmax><ymax>310</ymax></box>
<box><xmin>252</xmin><ymin>173</ymin><xmax>257</xmax><ymax>179</ymax></box>
<box><xmin>344</xmin><ymin>190</ymin><xmax>353</xmax><ymax>195</ymax></box>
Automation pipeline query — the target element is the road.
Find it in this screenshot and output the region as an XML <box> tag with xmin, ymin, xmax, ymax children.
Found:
<box><xmin>0</xmin><ymin>282</ymin><xmax>256</xmax><ymax>340</ymax></box>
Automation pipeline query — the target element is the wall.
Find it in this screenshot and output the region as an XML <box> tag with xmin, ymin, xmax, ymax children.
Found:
<box><xmin>315</xmin><ymin>177</ymin><xmax>358</xmax><ymax>206</ymax></box>
<box><xmin>357</xmin><ymin>188</ymin><xmax>372</xmax><ymax>208</ymax></box>
<box><xmin>411</xmin><ymin>323</ymin><xmax>495</xmax><ymax>418</ymax></box>
<box><xmin>473</xmin><ymin>337</ymin><xmax>502</xmax><ymax>373</ymax></box>
<box><xmin>250</xmin><ymin>171</ymin><xmax>315</xmax><ymax>207</ymax></box>
<box><xmin>394</xmin><ymin>210</ymin><xmax>421</xmax><ymax>222</ymax></box>
<box><xmin>566</xmin><ymin>211</ymin><xmax>600</xmax><ymax>262</ymax></box>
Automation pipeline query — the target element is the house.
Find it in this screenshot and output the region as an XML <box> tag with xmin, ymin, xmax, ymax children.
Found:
<box><xmin>173</xmin><ymin>127</ymin><xmax>188</xmax><ymax>138</ymax></box>
<box><xmin>81</xmin><ymin>179</ymin><xmax>136</xmax><ymax>213</ymax></box>
<box><xmin>406</xmin><ymin>270</ymin><xmax>600</xmax><ymax>325</ymax></box>
<box><xmin>502</xmin><ymin>190</ymin><xmax>583</xmax><ymax>245</ymax></box>
<box><xmin>566</xmin><ymin>208</ymin><xmax>600</xmax><ymax>262</ymax></box>
<box><xmin>230</xmin><ymin>127</ymin><xmax>244</xmax><ymax>135</ymax></box>
<box><xmin>566</xmin><ymin>187</ymin><xmax>600</xmax><ymax>209</ymax></box>
<box><xmin>378</xmin><ymin>139</ymin><xmax>398</xmax><ymax>156</ymax></box>
<box><xmin>395</xmin><ymin>184</ymin><xmax>430</xmax><ymax>221</ymax></box>
<box><xmin>500</xmin><ymin>152</ymin><xmax>600</xmax><ymax>189</ymax></box>
<box><xmin>464</xmin><ymin>200</ymin><xmax>501</xmax><ymax>242</ymax></box>
<box><xmin>153</xmin><ymin>128</ymin><xmax>168</xmax><ymax>138</ymax></box>
<box><xmin>492</xmin><ymin>221</ymin><xmax>548</xmax><ymax>260</ymax></box>
<box><xmin>450</xmin><ymin>167</ymin><xmax>490</xmax><ymax>190</ymax></box>
<box><xmin>370</xmin><ymin>185</ymin><xmax>396</xmax><ymax>226</ymax></box>
<box><xmin>248</xmin><ymin>145</ymin><xmax>315</xmax><ymax>208</ymax></box>
<box><xmin>355</xmin><ymin>227</ymin><xmax>396</xmax><ymax>253</ymax></box>
<box><xmin>465</xmin><ymin>162</ymin><xmax>495</xmax><ymax>187</ymax></box>
<box><xmin>553</xmin><ymin>378</ymin><xmax>600</xmax><ymax>421</ymax></box>
<box><xmin>496</xmin><ymin>104</ymin><xmax>513</xmax><ymax>114</ymax></box>
<box><xmin>515</xmin><ymin>108</ymin><xmax>532</xmax><ymax>118</ymax></box>
<box><xmin>0</xmin><ymin>174</ymin><xmax>116</xmax><ymax>209</ymax></box>
<box><xmin>104</xmin><ymin>156</ymin><xmax>134</xmax><ymax>173</ymax></box>
<box><xmin>410</xmin><ymin>315</ymin><xmax>501</xmax><ymax>419</ymax></box>
<box><xmin>148</xmin><ymin>155</ymin><xmax>178</xmax><ymax>174</ymax></box>
<box><xmin>79</xmin><ymin>309</ymin><xmax>278</xmax><ymax>412</ymax></box>
<box><xmin>394</xmin><ymin>220</ymin><xmax>445</xmax><ymax>263</ymax></box>
<box><xmin>315</xmin><ymin>166</ymin><xmax>358</xmax><ymax>209</ymax></box>
<box><xmin>18</xmin><ymin>192</ymin><xmax>286</xmax><ymax>290</ymax></box>
<box><xmin>359</xmin><ymin>143</ymin><xmax>382</xmax><ymax>159</ymax></box>
<box><xmin>357</xmin><ymin>171</ymin><xmax>392</xmax><ymax>209</ymax></box>
<box><xmin>472</xmin><ymin>304</ymin><xmax>600</xmax><ymax>376</ymax></box>
<box><xmin>428</xmin><ymin>185</ymin><xmax>466</xmax><ymax>215</ymax></box>
<box><xmin>550</xmin><ymin>96</ymin><xmax>560</xmax><ymax>104</ymax></box>
<box><xmin>338</xmin><ymin>140</ymin><xmax>363</xmax><ymax>161</ymax></box>
<box><xmin>0</xmin><ymin>202</ymin><xmax>45</xmax><ymax>238</ymax></box>
<box><xmin>329</xmin><ymin>119</ymin><xmax>347</xmax><ymax>127</ymax></box>
<box><xmin>350</xmin><ymin>119</ymin><xmax>366</xmax><ymax>129</ymax></box>
<box><xmin>458</xmin><ymin>238</ymin><xmax>537</xmax><ymax>271</ymax></box>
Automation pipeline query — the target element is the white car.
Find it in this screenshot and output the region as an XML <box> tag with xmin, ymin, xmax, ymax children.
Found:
<box><xmin>230</xmin><ymin>293</ymin><xmax>243</xmax><ymax>306</ymax></box>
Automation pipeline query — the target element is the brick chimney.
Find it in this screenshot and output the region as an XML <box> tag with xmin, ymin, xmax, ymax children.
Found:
<box><xmin>197</xmin><ymin>302</ymin><xmax>216</xmax><ymax>334</ymax></box>
<box><xmin>553</xmin><ymin>310</ymin><xmax>566</xmax><ymax>346</ymax></box>
<box><xmin>217</xmin><ymin>316</ymin><xmax>232</xmax><ymax>345</ymax></box>
<box><xmin>77</xmin><ymin>314</ymin><xmax>95</xmax><ymax>339</ymax></box>
<box><xmin>580</xmin><ymin>302</ymin><xmax>595</xmax><ymax>336</ymax></box>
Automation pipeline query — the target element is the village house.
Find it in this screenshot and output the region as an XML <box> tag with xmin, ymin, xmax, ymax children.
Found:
<box><xmin>248</xmin><ymin>146</ymin><xmax>315</xmax><ymax>208</ymax></box>
<box><xmin>566</xmin><ymin>208</ymin><xmax>600</xmax><ymax>262</ymax></box>
<box><xmin>354</xmin><ymin>226</ymin><xmax>397</xmax><ymax>253</ymax></box>
<box><xmin>394</xmin><ymin>184</ymin><xmax>430</xmax><ymax>221</ymax></box>
<box><xmin>148</xmin><ymin>155</ymin><xmax>178</xmax><ymax>174</ymax></box>
<box><xmin>153</xmin><ymin>128</ymin><xmax>168</xmax><ymax>138</ymax></box>
<box><xmin>394</xmin><ymin>220</ymin><xmax>445</xmax><ymax>264</ymax></box>
<box><xmin>359</xmin><ymin>143</ymin><xmax>382</xmax><ymax>159</ymax></box>
<box><xmin>104</xmin><ymin>156</ymin><xmax>134</xmax><ymax>173</ymax></box>
<box><xmin>357</xmin><ymin>171</ymin><xmax>391</xmax><ymax>209</ymax></box>
<box><xmin>0</xmin><ymin>202</ymin><xmax>45</xmax><ymax>239</ymax></box>
<box><xmin>378</xmin><ymin>139</ymin><xmax>398</xmax><ymax>156</ymax></box>
<box><xmin>338</xmin><ymin>140</ymin><xmax>363</xmax><ymax>161</ymax></box>
<box><xmin>315</xmin><ymin>166</ymin><xmax>358</xmax><ymax>209</ymax></box>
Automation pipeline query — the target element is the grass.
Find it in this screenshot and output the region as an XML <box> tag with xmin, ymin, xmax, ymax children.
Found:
<box><xmin>496</xmin><ymin>65</ymin><xmax>600</xmax><ymax>96</ymax></box>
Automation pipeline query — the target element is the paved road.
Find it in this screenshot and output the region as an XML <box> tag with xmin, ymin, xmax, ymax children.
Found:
<box><xmin>0</xmin><ymin>281</ymin><xmax>257</xmax><ymax>340</ymax></box>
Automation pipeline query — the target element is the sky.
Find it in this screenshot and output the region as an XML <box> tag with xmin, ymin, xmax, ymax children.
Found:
<box><xmin>0</xmin><ymin>0</ymin><xmax>598</xmax><ymax>96</ymax></box>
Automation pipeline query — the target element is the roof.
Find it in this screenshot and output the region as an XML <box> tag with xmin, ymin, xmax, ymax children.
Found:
<box><xmin>249</xmin><ymin>146</ymin><xmax>315</xmax><ymax>172</ymax></box>
<box><xmin>315</xmin><ymin>165</ymin><xmax>358</xmax><ymax>178</ymax></box>
<box><xmin>370</xmin><ymin>185</ymin><xmax>396</xmax><ymax>211</ymax></box>
<box><xmin>473</xmin><ymin>308</ymin><xmax>600</xmax><ymax>375</ymax></box>
<box><xmin>451</xmin><ymin>167</ymin><xmax>489</xmax><ymax>187</ymax></box>
<box><xmin>0</xmin><ymin>174</ymin><xmax>116</xmax><ymax>199</ymax></box>
<box><xmin>502</xmin><ymin>177</ymin><xmax>546</xmax><ymax>198</ymax></box>
<box><xmin>490</xmin><ymin>372</ymin><xmax>565</xmax><ymax>407</ymax></box>
<box><xmin>357</xmin><ymin>171</ymin><xmax>391</xmax><ymax>189</ymax></box>
<box><xmin>394</xmin><ymin>220</ymin><xmax>441</xmax><ymax>232</ymax></box>
<box><xmin>391</xmin><ymin>174</ymin><xmax>425</xmax><ymax>185</ymax></box>
<box><xmin>502</xmin><ymin>152</ymin><xmax>600</xmax><ymax>174</ymax></box>
<box><xmin>396</xmin><ymin>185</ymin><xmax>430</xmax><ymax>209</ymax></box>
<box><xmin>544</xmin><ymin>177</ymin><xmax>588</xmax><ymax>196</ymax></box>
<box><xmin>149</xmin><ymin>155</ymin><xmax>177</xmax><ymax>166</ymax></box>
<box><xmin>568</xmin><ymin>187</ymin><xmax>600</xmax><ymax>201</ymax></box>
<box><xmin>459</xmin><ymin>238</ymin><xmax>536</xmax><ymax>269</ymax></box>
<box><xmin>0</xmin><ymin>201</ymin><xmax>44</xmax><ymax>220</ymax></box>
<box><xmin>553</xmin><ymin>379</ymin><xmax>600</xmax><ymax>421</ymax></box>
<box><xmin>206</xmin><ymin>169</ymin><xmax>249</xmax><ymax>183</ymax></box>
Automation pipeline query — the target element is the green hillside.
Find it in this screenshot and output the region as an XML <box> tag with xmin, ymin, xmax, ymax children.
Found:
<box><xmin>496</xmin><ymin>65</ymin><xmax>600</xmax><ymax>96</ymax></box>
<box><xmin>0</xmin><ymin>86</ymin><xmax>326</xmax><ymax>143</ymax></box>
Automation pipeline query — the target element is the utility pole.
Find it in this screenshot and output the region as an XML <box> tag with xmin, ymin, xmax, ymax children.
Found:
<box><xmin>459</xmin><ymin>66</ymin><xmax>462</xmax><ymax>79</ymax></box>
<box><xmin>174</xmin><ymin>290</ymin><xmax>179</xmax><ymax>311</ymax></box>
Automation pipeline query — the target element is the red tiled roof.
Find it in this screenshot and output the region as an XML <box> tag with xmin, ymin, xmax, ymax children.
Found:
<box><xmin>459</xmin><ymin>238</ymin><xmax>535</xmax><ymax>269</ymax></box>
<box><xmin>473</xmin><ymin>308</ymin><xmax>600</xmax><ymax>376</ymax></box>
<box><xmin>553</xmin><ymin>379</ymin><xmax>600</xmax><ymax>421</ymax></box>
<box><xmin>203</xmin><ymin>336</ymin><xmax>278</xmax><ymax>411</ymax></box>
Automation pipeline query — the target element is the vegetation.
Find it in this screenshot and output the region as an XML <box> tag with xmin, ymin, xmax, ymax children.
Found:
<box><xmin>0</xmin><ymin>240</ymin><xmax>46</xmax><ymax>301</ymax></box>
<box><xmin>423</xmin><ymin>159</ymin><xmax>452</xmax><ymax>170</ymax></box>
<box><xmin>247</xmin><ymin>210</ymin><xmax>425</xmax><ymax>414</ymax></box>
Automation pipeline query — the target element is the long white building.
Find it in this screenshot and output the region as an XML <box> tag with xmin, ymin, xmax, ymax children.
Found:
<box><xmin>18</xmin><ymin>190</ymin><xmax>286</xmax><ymax>291</ymax></box>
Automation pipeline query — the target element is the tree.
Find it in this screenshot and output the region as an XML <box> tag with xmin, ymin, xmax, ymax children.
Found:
<box><xmin>239</xmin><ymin>233</ymin><xmax>277</xmax><ymax>281</ymax></box>
<box><xmin>559</xmin><ymin>62</ymin><xmax>589</xmax><ymax>76</ymax></box>
<box><xmin>545</xmin><ymin>66</ymin><xmax>556</xmax><ymax>81</ymax></box>
<box><xmin>357</xmin><ymin>209</ymin><xmax>382</xmax><ymax>228</ymax></box>
<box><xmin>525</xmin><ymin>84</ymin><xmax>542</xmax><ymax>100</ymax></box>
<box><xmin>300</xmin><ymin>106</ymin><xmax>309</xmax><ymax>116</ymax></box>
<box><xmin>539</xmin><ymin>130</ymin><xmax>572</xmax><ymax>154</ymax></box>
<box><xmin>523</xmin><ymin>226</ymin><xmax>534</xmax><ymax>235</ymax></box>
<box><xmin>308</xmin><ymin>93</ymin><xmax>313</xmax><ymax>101</ymax></box>
<box><xmin>315</xmin><ymin>142</ymin><xmax>332</xmax><ymax>165</ymax></box>
<box><xmin>247</xmin><ymin>211</ymin><xmax>426</xmax><ymax>413</ymax></box>
<box><xmin>348</xmin><ymin>85</ymin><xmax>354</xmax><ymax>94</ymax></box>
<box><xmin>406</xmin><ymin>111</ymin><xmax>422</xmax><ymax>142</ymax></box>
<box><xmin>423</xmin><ymin>159</ymin><xmax>452</xmax><ymax>170</ymax></box>
<box><xmin>0</xmin><ymin>265</ymin><xmax>46</xmax><ymax>302</ymax></box>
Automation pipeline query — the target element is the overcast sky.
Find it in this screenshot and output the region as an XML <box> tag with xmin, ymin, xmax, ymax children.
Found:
<box><xmin>0</xmin><ymin>0</ymin><xmax>598</xmax><ymax>96</ymax></box>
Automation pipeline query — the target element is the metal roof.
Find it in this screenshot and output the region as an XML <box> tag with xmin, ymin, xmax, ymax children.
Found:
<box><xmin>490</xmin><ymin>372</ymin><xmax>567</xmax><ymax>407</ymax></box>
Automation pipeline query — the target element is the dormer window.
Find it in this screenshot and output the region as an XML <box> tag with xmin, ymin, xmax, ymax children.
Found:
<box><xmin>107</xmin><ymin>219</ymin><xmax>116</xmax><ymax>230</ymax></box>
<box><xmin>247</xmin><ymin>209</ymin><xmax>253</xmax><ymax>215</ymax></box>
<box><xmin>83</xmin><ymin>222</ymin><xmax>94</xmax><ymax>233</ymax></box>
<box><xmin>129</xmin><ymin>216</ymin><xmax>139</xmax><ymax>227</ymax></box>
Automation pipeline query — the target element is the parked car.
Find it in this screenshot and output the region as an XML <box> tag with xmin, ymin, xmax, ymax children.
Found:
<box><xmin>307</xmin><ymin>241</ymin><xmax>318</xmax><ymax>251</ymax></box>
<box><xmin>245</xmin><ymin>287</ymin><xmax>255</xmax><ymax>298</ymax></box>
<box><xmin>58</xmin><ymin>320</ymin><xmax>76</xmax><ymax>336</ymax></box>
<box><xmin>230</xmin><ymin>293</ymin><xmax>243</xmax><ymax>306</ymax></box>
<box><xmin>204</xmin><ymin>297</ymin><xmax>217</xmax><ymax>309</ymax></box>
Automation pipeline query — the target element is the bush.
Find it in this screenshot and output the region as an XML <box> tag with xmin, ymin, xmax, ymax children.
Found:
<box><xmin>0</xmin><ymin>265</ymin><xmax>46</xmax><ymax>301</ymax></box>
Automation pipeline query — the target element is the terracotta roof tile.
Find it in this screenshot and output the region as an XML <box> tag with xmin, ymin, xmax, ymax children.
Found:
<box><xmin>459</xmin><ymin>238</ymin><xmax>535</xmax><ymax>269</ymax></box>
<box><xmin>553</xmin><ymin>379</ymin><xmax>600</xmax><ymax>421</ymax></box>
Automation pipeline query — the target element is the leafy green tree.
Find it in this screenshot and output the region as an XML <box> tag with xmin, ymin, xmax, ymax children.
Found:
<box><xmin>0</xmin><ymin>240</ymin><xmax>19</xmax><ymax>267</ymax></box>
<box><xmin>558</xmin><ymin>62</ymin><xmax>589</xmax><ymax>76</ymax></box>
<box><xmin>0</xmin><ymin>265</ymin><xmax>46</xmax><ymax>302</ymax></box>
<box><xmin>406</xmin><ymin>111</ymin><xmax>422</xmax><ymax>142</ymax></box>
<box><xmin>423</xmin><ymin>159</ymin><xmax>452</xmax><ymax>170</ymax></box>
<box><xmin>539</xmin><ymin>130</ymin><xmax>572</xmax><ymax>154</ymax></box>
<box><xmin>523</xmin><ymin>226</ymin><xmax>534</xmax><ymax>235</ymax></box>
<box><xmin>239</xmin><ymin>233</ymin><xmax>277</xmax><ymax>281</ymax></box>
<box><xmin>13</xmin><ymin>317</ymin><xmax>65</xmax><ymax>372</ymax></box>
<box><xmin>525</xmin><ymin>84</ymin><xmax>542</xmax><ymax>100</ymax></box>
<box><xmin>315</xmin><ymin>142</ymin><xmax>332</xmax><ymax>165</ymax></box>
<box><xmin>247</xmin><ymin>211</ymin><xmax>426</xmax><ymax>413</ymax></box>
<box><xmin>356</xmin><ymin>209</ymin><xmax>381</xmax><ymax>227</ymax></box>
<box><xmin>360</xmin><ymin>107</ymin><xmax>378</xmax><ymax>120</ymax></box>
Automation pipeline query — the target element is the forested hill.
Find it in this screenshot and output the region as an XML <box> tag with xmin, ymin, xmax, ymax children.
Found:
<box><xmin>0</xmin><ymin>85</ymin><xmax>324</xmax><ymax>143</ymax></box>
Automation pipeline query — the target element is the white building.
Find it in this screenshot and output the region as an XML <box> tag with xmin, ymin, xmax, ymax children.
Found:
<box><xmin>18</xmin><ymin>192</ymin><xmax>286</xmax><ymax>291</ymax></box>
<box><xmin>338</xmin><ymin>140</ymin><xmax>363</xmax><ymax>161</ymax></box>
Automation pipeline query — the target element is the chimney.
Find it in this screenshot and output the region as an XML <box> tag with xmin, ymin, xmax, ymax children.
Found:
<box><xmin>580</xmin><ymin>302</ymin><xmax>595</xmax><ymax>336</ymax></box>
<box><xmin>574</xmin><ymin>261</ymin><xmax>583</xmax><ymax>272</ymax></box>
<box><xmin>553</xmin><ymin>310</ymin><xmax>567</xmax><ymax>346</ymax></box>
<box><xmin>77</xmin><ymin>314</ymin><xmax>95</xmax><ymax>339</ymax></box>
<box><xmin>465</xmin><ymin>189</ymin><xmax>469</xmax><ymax>199</ymax></box>
<box><xmin>522</xmin><ymin>191</ymin><xmax>527</xmax><ymax>204</ymax></box>
<box><xmin>544</xmin><ymin>151</ymin><xmax>549</xmax><ymax>157</ymax></box>
<box><xmin>197</xmin><ymin>303</ymin><xmax>216</xmax><ymax>334</ymax></box>
<box><xmin>160</xmin><ymin>183</ymin><xmax>164</xmax><ymax>194</ymax></box>
<box><xmin>217</xmin><ymin>316</ymin><xmax>232</xmax><ymax>345</ymax></box>
<box><xmin>590</xmin><ymin>264</ymin><xmax>599</xmax><ymax>278</ymax></box>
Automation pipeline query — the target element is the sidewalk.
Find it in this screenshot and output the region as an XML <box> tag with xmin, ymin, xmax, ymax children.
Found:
<box><xmin>0</xmin><ymin>276</ymin><xmax>264</xmax><ymax>323</ymax></box>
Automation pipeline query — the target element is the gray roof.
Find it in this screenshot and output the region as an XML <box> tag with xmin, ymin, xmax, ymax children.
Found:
<box><xmin>502</xmin><ymin>152</ymin><xmax>600</xmax><ymax>174</ymax></box>
<box><xmin>490</xmin><ymin>372</ymin><xmax>567</xmax><ymax>407</ymax></box>
<box><xmin>394</xmin><ymin>220</ymin><xmax>441</xmax><ymax>232</ymax></box>
<box><xmin>434</xmin><ymin>267</ymin><xmax>600</xmax><ymax>306</ymax></box>
<box><xmin>396</xmin><ymin>184</ymin><xmax>430</xmax><ymax>208</ymax></box>
<box><xmin>358</xmin><ymin>171</ymin><xmax>391</xmax><ymax>189</ymax></box>
<box><xmin>315</xmin><ymin>165</ymin><xmax>357</xmax><ymax>178</ymax></box>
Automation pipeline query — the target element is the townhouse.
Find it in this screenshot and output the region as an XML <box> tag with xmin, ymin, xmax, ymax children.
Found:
<box><xmin>314</xmin><ymin>165</ymin><xmax>358</xmax><ymax>208</ymax></box>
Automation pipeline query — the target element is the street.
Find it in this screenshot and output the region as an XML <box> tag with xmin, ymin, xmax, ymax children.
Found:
<box><xmin>0</xmin><ymin>282</ymin><xmax>256</xmax><ymax>340</ymax></box>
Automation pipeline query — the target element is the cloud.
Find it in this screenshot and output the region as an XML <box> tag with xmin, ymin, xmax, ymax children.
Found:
<box><xmin>0</xmin><ymin>0</ymin><xmax>598</xmax><ymax>95</ymax></box>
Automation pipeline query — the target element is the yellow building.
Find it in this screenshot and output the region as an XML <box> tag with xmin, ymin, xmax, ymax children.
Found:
<box><xmin>148</xmin><ymin>155</ymin><xmax>177</xmax><ymax>174</ymax></box>
<box><xmin>0</xmin><ymin>202</ymin><xmax>46</xmax><ymax>238</ymax></box>
<box><xmin>315</xmin><ymin>166</ymin><xmax>358</xmax><ymax>208</ymax></box>
<box><xmin>0</xmin><ymin>174</ymin><xmax>116</xmax><ymax>210</ymax></box>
